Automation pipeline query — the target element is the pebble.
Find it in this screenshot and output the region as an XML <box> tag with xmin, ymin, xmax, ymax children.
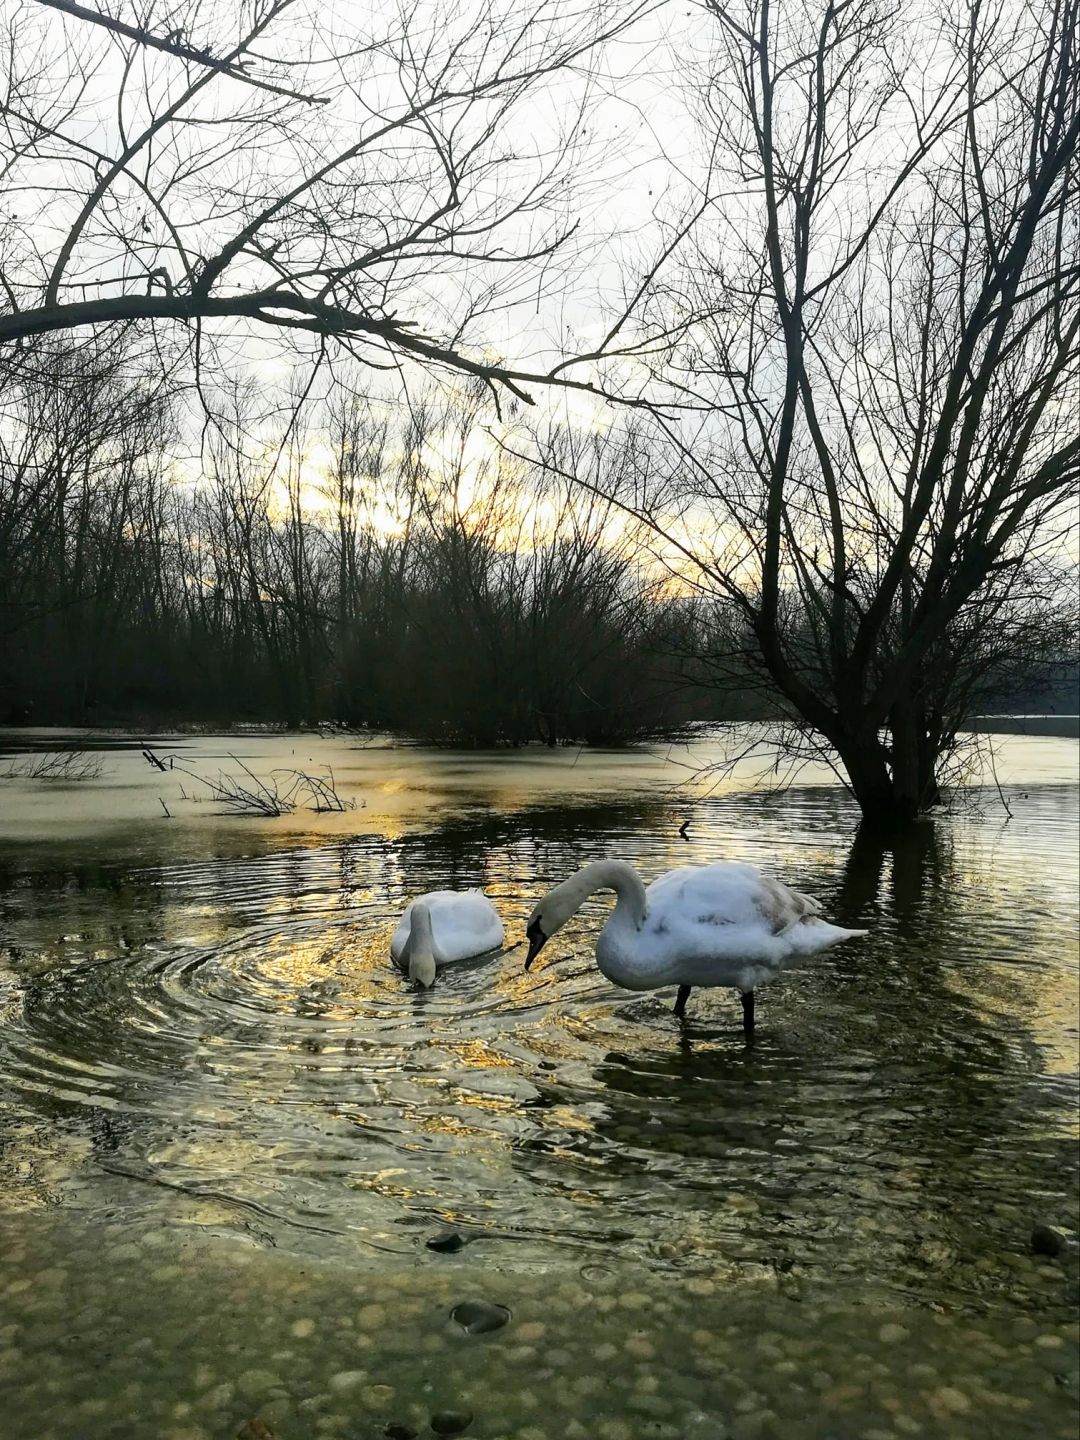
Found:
<box><xmin>597</xmin><ymin>1422</ymin><xmax>634</xmax><ymax>1440</ymax></box>
<box><xmin>624</xmin><ymin>1334</ymin><xmax>655</xmax><ymax>1360</ymax></box>
<box><xmin>236</xmin><ymin>1423</ymin><xmax>276</xmax><ymax>1440</ymax></box>
<box><xmin>932</xmin><ymin>1386</ymin><xmax>971</xmax><ymax>1413</ymax></box>
<box><xmin>628</xmin><ymin>1392</ymin><xmax>668</xmax><ymax>1418</ymax></box>
<box><xmin>290</xmin><ymin>1317</ymin><xmax>316</xmax><ymax>1338</ymax></box>
<box><xmin>450</xmin><ymin>1300</ymin><xmax>511</xmax><ymax>1335</ymax></box>
<box><xmin>1031</xmin><ymin>1225</ymin><xmax>1068</xmax><ymax>1258</ymax></box>
<box><xmin>1035</xmin><ymin>1334</ymin><xmax>1065</xmax><ymax>1349</ymax></box>
<box><xmin>730</xmin><ymin>1414</ymin><xmax>770</xmax><ymax>1440</ymax></box>
<box><xmin>427</xmin><ymin>1231</ymin><xmax>467</xmax><ymax>1254</ymax></box>
<box><xmin>430</xmin><ymin>1410</ymin><xmax>473</xmax><ymax>1435</ymax></box>
<box><xmin>328</xmin><ymin>1369</ymin><xmax>367</xmax><ymax>1393</ymax></box>
<box><xmin>878</xmin><ymin>1323</ymin><xmax>910</xmax><ymax>1343</ymax></box>
<box><xmin>237</xmin><ymin>1370</ymin><xmax>283</xmax><ymax>1400</ymax></box>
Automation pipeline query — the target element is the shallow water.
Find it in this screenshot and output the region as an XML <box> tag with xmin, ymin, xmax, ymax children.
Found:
<box><xmin>0</xmin><ymin>729</ymin><xmax>1077</xmax><ymax>1439</ymax></box>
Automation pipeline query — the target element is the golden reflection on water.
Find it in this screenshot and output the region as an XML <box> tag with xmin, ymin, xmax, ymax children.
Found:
<box><xmin>0</xmin><ymin>734</ymin><xmax>1075</xmax><ymax>1334</ymax></box>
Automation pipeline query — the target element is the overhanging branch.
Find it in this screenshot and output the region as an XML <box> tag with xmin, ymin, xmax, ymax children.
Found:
<box><xmin>30</xmin><ymin>0</ymin><xmax>329</xmax><ymax>106</ymax></box>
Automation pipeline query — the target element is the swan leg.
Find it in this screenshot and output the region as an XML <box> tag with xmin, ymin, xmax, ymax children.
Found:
<box><xmin>673</xmin><ymin>985</ymin><xmax>692</xmax><ymax>1020</ymax></box>
<box><xmin>741</xmin><ymin>990</ymin><xmax>755</xmax><ymax>1037</ymax></box>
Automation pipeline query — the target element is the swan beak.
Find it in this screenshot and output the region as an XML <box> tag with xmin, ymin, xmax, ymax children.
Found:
<box><xmin>524</xmin><ymin>922</ymin><xmax>548</xmax><ymax>971</ymax></box>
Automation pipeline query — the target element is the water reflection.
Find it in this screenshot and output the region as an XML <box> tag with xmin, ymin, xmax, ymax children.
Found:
<box><xmin>0</xmin><ymin>778</ymin><xmax>1076</xmax><ymax>1321</ymax></box>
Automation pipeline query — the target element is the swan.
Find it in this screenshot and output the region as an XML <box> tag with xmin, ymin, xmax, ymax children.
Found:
<box><xmin>391</xmin><ymin>890</ymin><xmax>504</xmax><ymax>987</ymax></box>
<box><xmin>524</xmin><ymin>860</ymin><xmax>867</xmax><ymax>1034</ymax></box>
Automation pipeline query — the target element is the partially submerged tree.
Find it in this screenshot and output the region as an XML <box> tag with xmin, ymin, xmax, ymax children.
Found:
<box><xmin>0</xmin><ymin>0</ymin><xmax>654</xmax><ymax>402</ymax></box>
<box><xmin>583</xmin><ymin>0</ymin><xmax>1079</xmax><ymax>825</ymax></box>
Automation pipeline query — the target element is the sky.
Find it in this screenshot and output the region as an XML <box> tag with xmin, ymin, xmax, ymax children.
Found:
<box><xmin>4</xmin><ymin>0</ymin><xmax>700</xmax><ymax>389</ymax></box>
<box><xmin>4</xmin><ymin>0</ymin><xmax>1075</xmax><ymax>586</ymax></box>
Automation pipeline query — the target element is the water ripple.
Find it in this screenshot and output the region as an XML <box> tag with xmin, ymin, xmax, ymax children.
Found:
<box><xmin>0</xmin><ymin>781</ymin><xmax>1077</xmax><ymax>1312</ymax></box>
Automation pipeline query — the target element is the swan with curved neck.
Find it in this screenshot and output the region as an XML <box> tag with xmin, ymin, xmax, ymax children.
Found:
<box><xmin>391</xmin><ymin>890</ymin><xmax>504</xmax><ymax>988</ymax></box>
<box><xmin>525</xmin><ymin>859</ymin><xmax>867</xmax><ymax>1035</ymax></box>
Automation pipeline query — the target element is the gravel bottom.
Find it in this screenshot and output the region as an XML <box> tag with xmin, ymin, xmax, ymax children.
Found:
<box><xmin>0</xmin><ymin>1211</ymin><xmax>1076</xmax><ymax>1440</ymax></box>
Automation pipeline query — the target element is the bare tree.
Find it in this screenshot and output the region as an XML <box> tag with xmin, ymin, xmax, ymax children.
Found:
<box><xmin>0</xmin><ymin>334</ymin><xmax>176</xmax><ymax>720</ymax></box>
<box><xmin>567</xmin><ymin>0</ymin><xmax>1079</xmax><ymax>824</ymax></box>
<box><xmin>0</xmin><ymin>0</ymin><xmax>655</xmax><ymax>403</ymax></box>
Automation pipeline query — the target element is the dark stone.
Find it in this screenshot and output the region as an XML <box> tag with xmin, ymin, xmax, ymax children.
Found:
<box><xmin>384</xmin><ymin>1425</ymin><xmax>419</xmax><ymax>1440</ymax></box>
<box><xmin>1031</xmin><ymin>1224</ymin><xmax>1068</xmax><ymax>1258</ymax></box>
<box><xmin>426</xmin><ymin>1230</ymin><xmax>466</xmax><ymax>1254</ymax></box>
<box><xmin>431</xmin><ymin>1413</ymin><xmax>473</xmax><ymax>1436</ymax></box>
<box><xmin>450</xmin><ymin>1299</ymin><xmax>511</xmax><ymax>1335</ymax></box>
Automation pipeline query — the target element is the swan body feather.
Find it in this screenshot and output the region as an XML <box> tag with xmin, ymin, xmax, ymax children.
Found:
<box><xmin>596</xmin><ymin>862</ymin><xmax>863</xmax><ymax>993</ymax></box>
<box><xmin>391</xmin><ymin>889</ymin><xmax>504</xmax><ymax>975</ymax></box>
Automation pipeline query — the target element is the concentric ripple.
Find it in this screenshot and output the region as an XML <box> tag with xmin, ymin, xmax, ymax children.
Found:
<box><xmin>1</xmin><ymin>780</ymin><xmax>1077</xmax><ymax>1314</ymax></box>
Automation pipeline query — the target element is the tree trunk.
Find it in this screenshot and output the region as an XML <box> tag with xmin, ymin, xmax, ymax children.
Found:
<box><xmin>834</xmin><ymin>724</ymin><xmax>938</xmax><ymax>831</ymax></box>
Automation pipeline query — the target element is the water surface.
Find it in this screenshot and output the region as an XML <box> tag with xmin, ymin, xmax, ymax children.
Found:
<box><xmin>0</xmin><ymin>730</ymin><xmax>1077</xmax><ymax>1438</ymax></box>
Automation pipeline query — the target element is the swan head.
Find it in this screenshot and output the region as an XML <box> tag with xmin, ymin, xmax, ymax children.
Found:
<box><xmin>408</xmin><ymin>948</ymin><xmax>437</xmax><ymax>988</ymax></box>
<box><xmin>524</xmin><ymin>915</ymin><xmax>548</xmax><ymax>970</ymax></box>
<box><xmin>524</xmin><ymin>883</ymin><xmax>578</xmax><ymax>969</ymax></box>
<box><xmin>525</xmin><ymin>862</ymin><xmax>644</xmax><ymax>970</ymax></box>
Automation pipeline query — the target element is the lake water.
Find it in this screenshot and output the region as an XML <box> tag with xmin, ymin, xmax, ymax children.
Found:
<box><xmin>0</xmin><ymin>728</ymin><xmax>1077</xmax><ymax>1440</ymax></box>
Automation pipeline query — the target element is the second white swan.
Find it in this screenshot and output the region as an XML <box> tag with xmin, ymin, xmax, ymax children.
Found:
<box><xmin>524</xmin><ymin>859</ymin><xmax>867</xmax><ymax>1034</ymax></box>
<box><xmin>392</xmin><ymin>890</ymin><xmax>504</xmax><ymax>987</ymax></box>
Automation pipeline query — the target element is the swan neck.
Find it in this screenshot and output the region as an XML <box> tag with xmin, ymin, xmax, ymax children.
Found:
<box><xmin>407</xmin><ymin>901</ymin><xmax>437</xmax><ymax>984</ymax></box>
<box><xmin>572</xmin><ymin>860</ymin><xmax>647</xmax><ymax>927</ymax></box>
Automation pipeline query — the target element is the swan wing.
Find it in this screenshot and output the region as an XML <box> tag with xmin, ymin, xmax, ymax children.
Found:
<box><xmin>636</xmin><ymin>863</ymin><xmax>864</xmax><ymax>972</ymax></box>
<box><xmin>647</xmin><ymin>863</ymin><xmax>832</xmax><ymax>930</ymax></box>
<box><xmin>415</xmin><ymin>890</ymin><xmax>504</xmax><ymax>962</ymax></box>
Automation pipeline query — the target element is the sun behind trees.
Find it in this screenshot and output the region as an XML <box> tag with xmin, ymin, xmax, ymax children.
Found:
<box><xmin>0</xmin><ymin>348</ymin><xmax>712</xmax><ymax>741</ymax></box>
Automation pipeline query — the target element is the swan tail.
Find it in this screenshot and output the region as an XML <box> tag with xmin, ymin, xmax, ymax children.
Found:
<box><xmin>818</xmin><ymin>922</ymin><xmax>869</xmax><ymax>943</ymax></box>
<box><xmin>790</xmin><ymin>919</ymin><xmax>869</xmax><ymax>953</ymax></box>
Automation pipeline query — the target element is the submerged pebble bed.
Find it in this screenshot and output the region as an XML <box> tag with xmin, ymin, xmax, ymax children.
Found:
<box><xmin>1</xmin><ymin>1210</ymin><xmax>1077</xmax><ymax>1440</ymax></box>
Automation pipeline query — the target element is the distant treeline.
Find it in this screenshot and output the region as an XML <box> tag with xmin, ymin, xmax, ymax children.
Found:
<box><xmin>3</xmin><ymin>343</ymin><xmax>1073</xmax><ymax>745</ymax></box>
<box><xmin>0</xmin><ymin>346</ymin><xmax>739</xmax><ymax>743</ymax></box>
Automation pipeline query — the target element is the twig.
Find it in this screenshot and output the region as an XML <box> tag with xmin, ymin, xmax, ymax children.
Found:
<box><xmin>987</xmin><ymin>740</ymin><xmax>1014</xmax><ymax>820</ymax></box>
<box><xmin>30</xmin><ymin>0</ymin><xmax>330</xmax><ymax>106</ymax></box>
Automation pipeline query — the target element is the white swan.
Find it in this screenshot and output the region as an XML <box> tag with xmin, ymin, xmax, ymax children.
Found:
<box><xmin>524</xmin><ymin>859</ymin><xmax>867</xmax><ymax>1034</ymax></box>
<box><xmin>391</xmin><ymin>890</ymin><xmax>504</xmax><ymax>987</ymax></box>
